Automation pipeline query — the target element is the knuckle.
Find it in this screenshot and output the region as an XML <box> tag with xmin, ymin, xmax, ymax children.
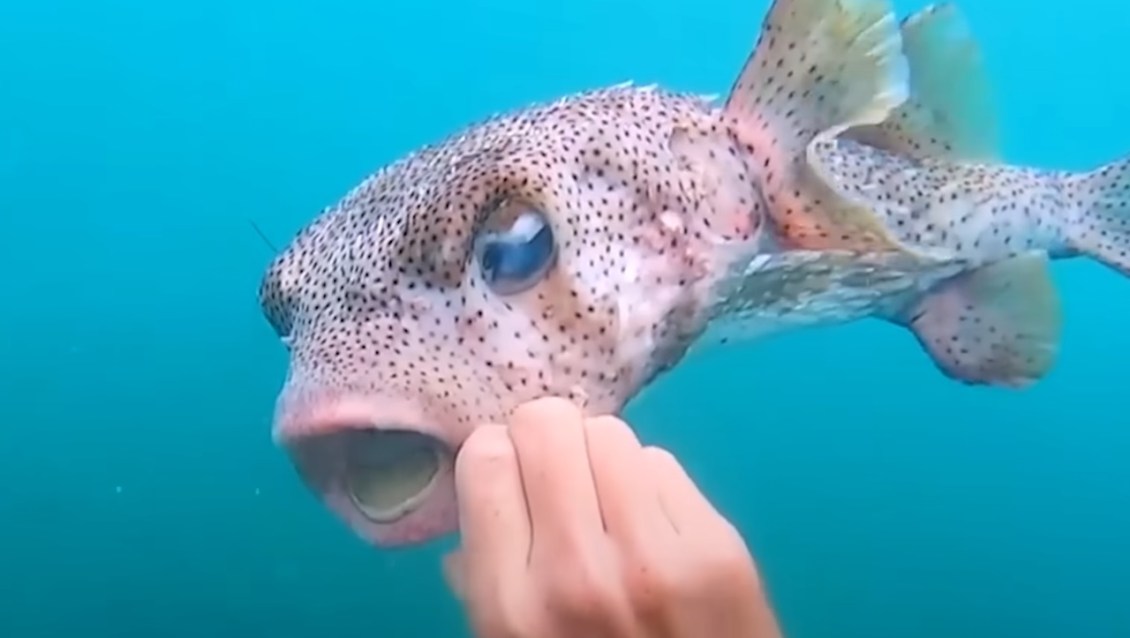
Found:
<box><xmin>468</xmin><ymin>586</ymin><xmax>536</xmax><ymax>638</ymax></box>
<box><xmin>622</xmin><ymin>561</ymin><xmax>677</xmax><ymax>618</ymax></box>
<box><xmin>546</xmin><ymin>557</ymin><xmax>620</xmax><ymax>621</ymax></box>
<box><xmin>694</xmin><ymin>534</ymin><xmax>761</xmax><ymax>591</ymax></box>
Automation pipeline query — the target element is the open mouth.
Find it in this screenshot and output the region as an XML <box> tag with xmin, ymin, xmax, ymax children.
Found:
<box><xmin>342</xmin><ymin>429</ymin><xmax>447</xmax><ymax>524</ymax></box>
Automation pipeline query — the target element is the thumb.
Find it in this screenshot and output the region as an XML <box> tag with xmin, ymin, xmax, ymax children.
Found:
<box><xmin>442</xmin><ymin>548</ymin><xmax>467</xmax><ymax>600</ymax></box>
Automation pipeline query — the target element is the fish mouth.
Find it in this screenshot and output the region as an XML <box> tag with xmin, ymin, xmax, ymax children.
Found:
<box><xmin>341</xmin><ymin>429</ymin><xmax>446</xmax><ymax>524</ymax></box>
<box><xmin>341</xmin><ymin>426</ymin><xmax>447</xmax><ymax>521</ymax></box>
<box><xmin>275</xmin><ymin>392</ymin><xmax>463</xmax><ymax>547</ymax></box>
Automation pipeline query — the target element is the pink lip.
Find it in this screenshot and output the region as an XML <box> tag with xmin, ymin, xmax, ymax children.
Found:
<box><xmin>272</xmin><ymin>391</ymin><xmax>452</xmax><ymax>444</ymax></box>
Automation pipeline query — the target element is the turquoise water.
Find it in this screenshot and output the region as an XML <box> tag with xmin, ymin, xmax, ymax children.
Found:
<box><xmin>1</xmin><ymin>0</ymin><xmax>1128</xmax><ymax>636</ymax></box>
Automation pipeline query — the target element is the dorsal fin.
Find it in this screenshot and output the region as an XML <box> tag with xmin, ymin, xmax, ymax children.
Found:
<box><xmin>722</xmin><ymin>0</ymin><xmax>920</xmax><ymax>254</ymax></box>
<box><xmin>845</xmin><ymin>3</ymin><xmax>999</xmax><ymax>162</ymax></box>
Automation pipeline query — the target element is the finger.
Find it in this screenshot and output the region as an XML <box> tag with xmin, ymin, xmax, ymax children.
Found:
<box><xmin>507</xmin><ymin>397</ymin><xmax>605</xmax><ymax>552</ymax></box>
<box><xmin>642</xmin><ymin>445</ymin><xmax>730</xmax><ymax>538</ymax></box>
<box><xmin>584</xmin><ymin>416</ymin><xmax>672</xmax><ymax>544</ymax></box>
<box><xmin>454</xmin><ymin>424</ymin><xmax>532</xmax><ymax>587</ymax></box>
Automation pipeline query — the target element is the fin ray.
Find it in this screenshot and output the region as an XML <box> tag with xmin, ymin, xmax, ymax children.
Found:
<box><xmin>1063</xmin><ymin>157</ymin><xmax>1130</xmax><ymax>276</ymax></box>
<box><xmin>724</xmin><ymin>0</ymin><xmax>916</xmax><ymax>253</ymax></box>
<box><xmin>725</xmin><ymin>0</ymin><xmax>911</xmax><ymax>152</ymax></box>
<box><xmin>846</xmin><ymin>3</ymin><xmax>1000</xmax><ymax>162</ymax></box>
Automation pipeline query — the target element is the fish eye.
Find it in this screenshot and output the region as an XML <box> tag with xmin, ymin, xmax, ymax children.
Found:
<box><xmin>475</xmin><ymin>208</ymin><xmax>557</xmax><ymax>295</ymax></box>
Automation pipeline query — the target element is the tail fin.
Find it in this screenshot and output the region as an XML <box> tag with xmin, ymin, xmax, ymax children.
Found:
<box><xmin>1064</xmin><ymin>157</ymin><xmax>1130</xmax><ymax>276</ymax></box>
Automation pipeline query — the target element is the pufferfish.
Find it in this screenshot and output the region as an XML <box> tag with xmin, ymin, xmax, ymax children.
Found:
<box><xmin>257</xmin><ymin>0</ymin><xmax>1129</xmax><ymax>547</ymax></box>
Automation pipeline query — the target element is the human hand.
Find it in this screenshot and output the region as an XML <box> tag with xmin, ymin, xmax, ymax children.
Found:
<box><xmin>443</xmin><ymin>397</ymin><xmax>781</xmax><ymax>638</ymax></box>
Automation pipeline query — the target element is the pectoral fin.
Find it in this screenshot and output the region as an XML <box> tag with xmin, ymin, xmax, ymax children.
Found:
<box><xmin>699</xmin><ymin>248</ymin><xmax>968</xmax><ymax>348</ymax></box>
<box><xmin>900</xmin><ymin>252</ymin><xmax>1062</xmax><ymax>387</ymax></box>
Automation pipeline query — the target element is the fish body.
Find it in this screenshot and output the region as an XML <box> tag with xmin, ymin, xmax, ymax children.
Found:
<box><xmin>809</xmin><ymin>134</ymin><xmax>1130</xmax><ymax>387</ymax></box>
<box><xmin>257</xmin><ymin>0</ymin><xmax>1122</xmax><ymax>548</ymax></box>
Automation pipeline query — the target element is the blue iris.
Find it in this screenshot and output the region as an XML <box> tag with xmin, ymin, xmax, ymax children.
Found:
<box><xmin>478</xmin><ymin>212</ymin><xmax>557</xmax><ymax>295</ymax></box>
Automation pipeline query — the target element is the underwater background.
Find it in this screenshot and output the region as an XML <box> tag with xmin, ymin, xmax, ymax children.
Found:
<box><xmin>1</xmin><ymin>0</ymin><xmax>1128</xmax><ymax>636</ymax></box>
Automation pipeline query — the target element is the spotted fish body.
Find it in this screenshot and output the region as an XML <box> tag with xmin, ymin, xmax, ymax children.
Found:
<box><xmin>257</xmin><ymin>0</ymin><xmax>1010</xmax><ymax>548</ymax></box>
<box><xmin>797</xmin><ymin>3</ymin><xmax>1130</xmax><ymax>388</ymax></box>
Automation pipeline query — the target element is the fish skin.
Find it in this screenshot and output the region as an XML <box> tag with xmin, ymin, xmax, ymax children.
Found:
<box><xmin>255</xmin><ymin>0</ymin><xmax>970</xmax><ymax>548</ymax></box>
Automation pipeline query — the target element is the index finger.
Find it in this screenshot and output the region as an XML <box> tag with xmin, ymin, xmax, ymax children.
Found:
<box><xmin>454</xmin><ymin>424</ymin><xmax>532</xmax><ymax>587</ymax></box>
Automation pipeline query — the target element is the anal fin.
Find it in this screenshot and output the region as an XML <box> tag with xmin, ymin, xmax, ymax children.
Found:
<box><xmin>900</xmin><ymin>252</ymin><xmax>1062</xmax><ymax>388</ymax></box>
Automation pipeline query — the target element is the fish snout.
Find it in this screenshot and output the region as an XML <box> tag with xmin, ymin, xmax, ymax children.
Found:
<box><xmin>273</xmin><ymin>391</ymin><xmax>461</xmax><ymax>547</ymax></box>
